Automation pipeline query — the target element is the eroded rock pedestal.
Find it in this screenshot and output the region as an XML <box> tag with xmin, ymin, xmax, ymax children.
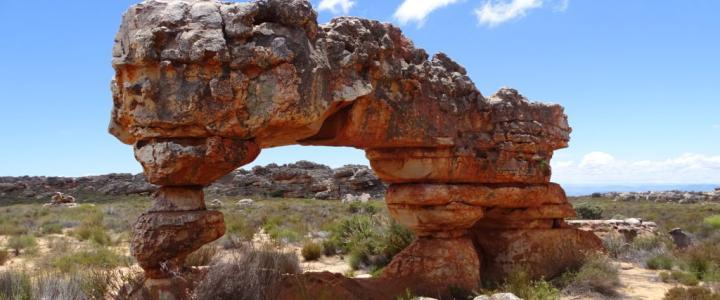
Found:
<box><xmin>111</xmin><ymin>0</ymin><xmax>603</xmax><ymax>298</ymax></box>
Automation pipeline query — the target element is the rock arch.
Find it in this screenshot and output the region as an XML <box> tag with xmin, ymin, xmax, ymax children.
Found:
<box><xmin>110</xmin><ymin>0</ymin><xmax>602</xmax><ymax>297</ymax></box>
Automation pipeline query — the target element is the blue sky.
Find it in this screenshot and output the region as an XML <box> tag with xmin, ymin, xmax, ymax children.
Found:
<box><xmin>0</xmin><ymin>0</ymin><xmax>719</xmax><ymax>185</ymax></box>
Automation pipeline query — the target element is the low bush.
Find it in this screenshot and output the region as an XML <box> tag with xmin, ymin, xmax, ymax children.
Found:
<box><xmin>678</xmin><ymin>242</ymin><xmax>720</xmax><ymax>281</ymax></box>
<box><xmin>659</xmin><ymin>271</ymin><xmax>671</xmax><ymax>283</ymax></box>
<box><xmin>323</xmin><ymin>215</ymin><xmax>413</xmax><ymax>270</ymax></box>
<box><xmin>574</xmin><ymin>204</ymin><xmax>603</xmax><ymax>219</ymax></box>
<box><xmin>193</xmin><ymin>246</ymin><xmax>301</xmax><ymax>300</ymax></box>
<box><xmin>301</xmin><ymin>241</ymin><xmax>323</xmax><ymax>261</ymax></box>
<box><xmin>602</xmin><ymin>233</ymin><xmax>628</xmax><ymax>259</ymax></box>
<box><xmin>647</xmin><ymin>254</ymin><xmax>674</xmax><ymax>270</ymax></box>
<box><xmin>563</xmin><ymin>255</ymin><xmax>620</xmax><ymax>296</ymax></box>
<box><xmin>40</xmin><ymin>222</ymin><xmax>63</xmax><ymax>235</ymax></box>
<box><xmin>185</xmin><ymin>245</ymin><xmax>219</xmax><ymax>267</ymax></box>
<box><xmin>52</xmin><ymin>248</ymin><xmax>128</xmax><ymax>273</ymax></box>
<box><xmin>502</xmin><ymin>268</ymin><xmax>559</xmax><ymax>300</ymax></box>
<box><xmin>7</xmin><ymin>235</ymin><xmax>38</xmax><ymax>256</ymax></box>
<box><xmin>671</xmin><ymin>270</ymin><xmax>700</xmax><ymax>286</ymax></box>
<box><xmin>73</xmin><ymin>223</ymin><xmax>111</xmax><ymax>246</ymax></box>
<box><xmin>664</xmin><ymin>286</ymin><xmax>720</xmax><ymax>300</ymax></box>
<box><xmin>704</xmin><ymin>215</ymin><xmax>720</xmax><ymax>229</ymax></box>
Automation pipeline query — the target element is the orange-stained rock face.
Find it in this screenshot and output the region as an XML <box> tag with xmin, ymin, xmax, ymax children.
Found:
<box><xmin>110</xmin><ymin>0</ymin><xmax>600</xmax><ymax>297</ymax></box>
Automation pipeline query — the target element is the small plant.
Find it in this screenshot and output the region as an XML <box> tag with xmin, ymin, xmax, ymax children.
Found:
<box><xmin>664</xmin><ymin>286</ymin><xmax>720</xmax><ymax>300</ymax></box>
<box><xmin>647</xmin><ymin>254</ymin><xmax>674</xmax><ymax>270</ymax></box>
<box><xmin>7</xmin><ymin>235</ymin><xmax>38</xmax><ymax>256</ymax></box>
<box><xmin>704</xmin><ymin>215</ymin><xmax>720</xmax><ymax>229</ymax></box>
<box><xmin>52</xmin><ymin>248</ymin><xmax>128</xmax><ymax>273</ymax></box>
<box><xmin>564</xmin><ymin>255</ymin><xmax>620</xmax><ymax>296</ymax></box>
<box><xmin>659</xmin><ymin>271</ymin><xmax>671</xmax><ymax>283</ymax></box>
<box><xmin>574</xmin><ymin>204</ymin><xmax>603</xmax><ymax>219</ymax></box>
<box><xmin>40</xmin><ymin>222</ymin><xmax>63</xmax><ymax>235</ymax></box>
<box><xmin>502</xmin><ymin>268</ymin><xmax>559</xmax><ymax>300</ymax></box>
<box><xmin>671</xmin><ymin>270</ymin><xmax>700</xmax><ymax>286</ymax></box>
<box><xmin>301</xmin><ymin>241</ymin><xmax>323</xmax><ymax>261</ymax></box>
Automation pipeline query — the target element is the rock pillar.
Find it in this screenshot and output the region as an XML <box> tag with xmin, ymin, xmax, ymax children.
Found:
<box><xmin>129</xmin><ymin>137</ymin><xmax>259</xmax><ymax>299</ymax></box>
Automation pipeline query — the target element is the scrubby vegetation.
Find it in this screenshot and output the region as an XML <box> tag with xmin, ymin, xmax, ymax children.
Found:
<box><xmin>193</xmin><ymin>246</ymin><xmax>301</xmax><ymax>300</ymax></box>
<box><xmin>664</xmin><ymin>286</ymin><xmax>720</xmax><ymax>300</ymax></box>
<box><xmin>1</xmin><ymin>194</ymin><xmax>719</xmax><ymax>298</ymax></box>
<box><xmin>300</xmin><ymin>241</ymin><xmax>323</xmax><ymax>261</ymax></box>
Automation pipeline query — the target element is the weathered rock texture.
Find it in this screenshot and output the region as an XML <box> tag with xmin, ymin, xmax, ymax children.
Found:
<box><xmin>110</xmin><ymin>0</ymin><xmax>601</xmax><ymax>297</ymax></box>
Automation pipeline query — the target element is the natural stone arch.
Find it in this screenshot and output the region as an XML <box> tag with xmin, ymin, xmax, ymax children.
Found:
<box><xmin>110</xmin><ymin>0</ymin><xmax>603</xmax><ymax>298</ymax></box>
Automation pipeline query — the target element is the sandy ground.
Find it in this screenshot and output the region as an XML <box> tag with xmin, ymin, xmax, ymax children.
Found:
<box><xmin>562</xmin><ymin>262</ymin><xmax>677</xmax><ymax>300</ymax></box>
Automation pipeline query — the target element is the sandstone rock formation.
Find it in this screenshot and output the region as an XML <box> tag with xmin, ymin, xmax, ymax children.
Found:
<box><xmin>43</xmin><ymin>192</ymin><xmax>78</xmax><ymax>207</ymax></box>
<box><xmin>110</xmin><ymin>0</ymin><xmax>601</xmax><ymax>297</ymax></box>
<box><xmin>568</xmin><ymin>218</ymin><xmax>659</xmax><ymax>243</ymax></box>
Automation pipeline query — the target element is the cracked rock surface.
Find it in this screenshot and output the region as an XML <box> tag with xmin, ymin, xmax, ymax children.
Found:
<box><xmin>110</xmin><ymin>0</ymin><xmax>601</xmax><ymax>298</ymax></box>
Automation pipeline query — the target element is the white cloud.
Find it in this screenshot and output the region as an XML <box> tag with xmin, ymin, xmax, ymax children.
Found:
<box><xmin>318</xmin><ymin>0</ymin><xmax>356</xmax><ymax>15</ymax></box>
<box><xmin>554</xmin><ymin>0</ymin><xmax>569</xmax><ymax>12</ymax></box>
<box><xmin>474</xmin><ymin>0</ymin><xmax>543</xmax><ymax>27</ymax></box>
<box><xmin>713</xmin><ymin>124</ymin><xmax>720</xmax><ymax>129</ymax></box>
<box><xmin>552</xmin><ymin>152</ymin><xmax>720</xmax><ymax>184</ymax></box>
<box><xmin>394</xmin><ymin>0</ymin><xmax>461</xmax><ymax>26</ymax></box>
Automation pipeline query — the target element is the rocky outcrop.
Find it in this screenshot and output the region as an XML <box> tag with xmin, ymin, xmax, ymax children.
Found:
<box><xmin>0</xmin><ymin>161</ymin><xmax>383</xmax><ymax>203</ymax></box>
<box><xmin>596</xmin><ymin>190</ymin><xmax>720</xmax><ymax>203</ymax></box>
<box><xmin>209</xmin><ymin>161</ymin><xmax>385</xmax><ymax>199</ymax></box>
<box><xmin>568</xmin><ymin>219</ymin><xmax>659</xmax><ymax>243</ymax></box>
<box><xmin>0</xmin><ymin>173</ymin><xmax>155</xmax><ymax>201</ymax></box>
<box><xmin>110</xmin><ymin>0</ymin><xmax>601</xmax><ymax>298</ymax></box>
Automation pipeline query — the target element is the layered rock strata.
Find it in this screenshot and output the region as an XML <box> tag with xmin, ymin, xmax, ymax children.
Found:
<box><xmin>110</xmin><ymin>0</ymin><xmax>602</xmax><ymax>297</ymax></box>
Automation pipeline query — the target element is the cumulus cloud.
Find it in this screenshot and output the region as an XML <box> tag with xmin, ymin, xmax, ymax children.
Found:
<box><xmin>474</xmin><ymin>0</ymin><xmax>543</xmax><ymax>27</ymax></box>
<box><xmin>318</xmin><ymin>0</ymin><xmax>356</xmax><ymax>15</ymax></box>
<box><xmin>552</xmin><ymin>152</ymin><xmax>720</xmax><ymax>184</ymax></box>
<box><xmin>394</xmin><ymin>0</ymin><xmax>461</xmax><ymax>26</ymax></box>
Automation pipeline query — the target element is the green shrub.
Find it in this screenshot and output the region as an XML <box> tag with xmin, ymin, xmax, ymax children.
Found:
<box><xmin>664</xmin><ymin>286</ymin><xmax>720</xmax><ymax>300</ymax></box>
<box><xmin>301</xmin><ymin>241</ymin><xmax>323</xmax><ymax>261</ymax></box>
<box><xmin>647</xmin><ymin>254</ymin><xmax>674</xmax><ymax>270</ymax></box>
<box><xmin>262</xmin><ymin>217</ymin><xmax>300</xmax><ymax>244</ymax></box>
<box><xmin>52</xmin><ymin>248</ymin><xmax>127</xmax><ymax>273</ymax></box>
<box><xmin>671</xmin><ymin>270</ymin><xmax>700</xmax><ymax>286</ymax></box>
<box><xmin>659</xmin><ymin>271</ymin><xmax>671</xmax><ymax>283</ymax></box>
<box><xmin>7</xmin><ymin>235</ymin><xmax>38</xmax><ymax>256</ymax></box>
<box><xmin>704</xmin><ymin>215</ymin><xmax>720</xmax><ymax>229</ymax></box>
<box><xmin>322</xmin><ymin>238</ymin><xmax>339</xmax><ymax>256</ymax></box>
<box><xmin>73</xmin><ymin>223</ymin><xmax>111</xmax><ymax>246</ymax></box>
<box><xmin>574</xmin><ymin>204</ymin><xmax>603</xmax><ymax>219</ymax></box>
<box><xmin>502</xmin><ymin>268</ymin><xmax>559</xmax><ymax>300</ymax></box>
<box><xmin>632</xmin><ymin>234</ymin><xmax>666</xmax><ymax>251</ymax></box>
<box><xmin>379</xmin><ymin>221</ymin><xmax>414</xmax><ymax>259</ymax></box>
<box><xmin>679</xmin><ymin>242</ymin><xmax>720</xmax><ymax>280</ymax></box>
<box><xmin>565</xmin><ymin>255</ymin><xmax>620</xmax><ymax>296</ymax></box>
<box><xmin>40</xmin><ymin>222</ymin><xmax>63</xmax><ymax>235</ymax></box>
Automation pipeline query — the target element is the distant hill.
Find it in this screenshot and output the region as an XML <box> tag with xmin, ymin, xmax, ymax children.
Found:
<box><xmin>563</xmin><ymin>184</ymin><xmax>719</xmax><ymax>197</ymax></box>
